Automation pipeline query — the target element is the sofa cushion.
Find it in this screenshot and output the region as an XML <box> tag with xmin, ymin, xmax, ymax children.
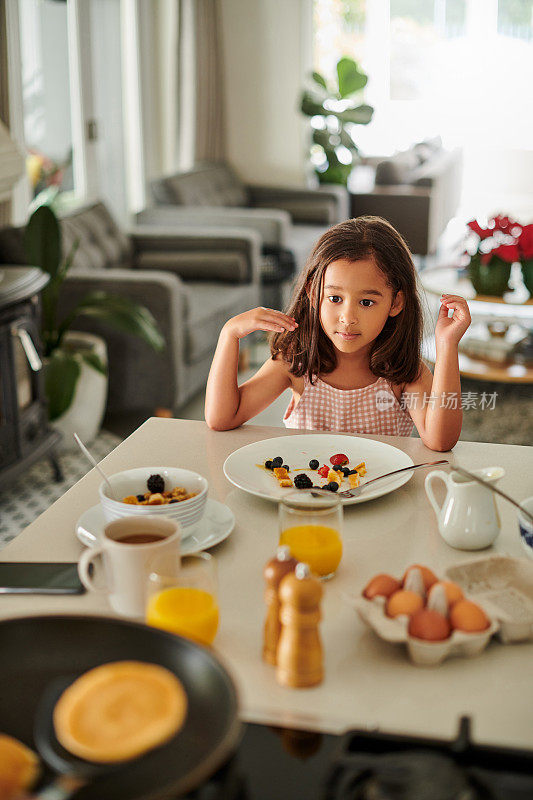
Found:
<box><xmin>375</xmin><ymin>150</ymin><xmax>420</xmax><ymax>185</ymax></box>
<box><xmin>61</xmin><ymin>202</ymin><xmax>133</xmax><ymax>271</ymax></box>
<box><xmin>184</xmin><ymin>282</ymin><xmax>258</xmax><ymax>362</ymax></box>
<box><xmin>286</xmin><ymin>225</ymin><xmax>325</xmax><ymax>271</ymax></box>
<box><xmin>162</xmin><ymin>163</ymin><xmax>249</xmax><ymax>208</ymax></box>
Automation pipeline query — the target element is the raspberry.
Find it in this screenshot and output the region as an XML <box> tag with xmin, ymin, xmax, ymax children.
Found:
<box><xmin>317</xmin><ymin>465</ymin><xmax>330</xmax><ymax>479</ymax></box>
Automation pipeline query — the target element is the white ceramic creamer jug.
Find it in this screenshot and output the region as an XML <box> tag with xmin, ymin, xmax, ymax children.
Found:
<box><xmin>425</xmin><ymin>467</ymin><xmax>505</xmax><ymax>550</ymax></box>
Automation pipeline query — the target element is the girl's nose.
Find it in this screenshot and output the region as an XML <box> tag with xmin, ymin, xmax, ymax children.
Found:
<box><xmin>340</xmin><ymin>304</ymin><xmax>358</xmax><ymax>325</ymax></box>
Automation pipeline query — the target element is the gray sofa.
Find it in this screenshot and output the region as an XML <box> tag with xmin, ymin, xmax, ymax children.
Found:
<box><xmin>0</xmin><ymin>202</ymin><xmax>261</xmax><ymax>414</ymax></box>
<box><xmin>348</xmin><ymin>139</ymin><xmax>462</xmax><ymax>255</ymax></box>
<box><xmin>142</xmin><ymin>161</ymin><xmax>349</xmax><ymax>309</ymax></box>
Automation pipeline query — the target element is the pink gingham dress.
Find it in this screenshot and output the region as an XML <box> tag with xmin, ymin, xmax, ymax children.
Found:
<box><xmin>283</xmin><ymin>375</ymin><xmax>414</xmax><ymax>436</ymax></box>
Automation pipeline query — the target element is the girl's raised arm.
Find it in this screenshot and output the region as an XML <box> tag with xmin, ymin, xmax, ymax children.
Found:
<box><xmin>403</xmin><ymin>294</ymin><xmax>471</xmax><ymax>451</ymax></box>
<box><xmin>205</xmin><ymin>307</ymin><xmax>297</xmax><ymax>430</ymax></box>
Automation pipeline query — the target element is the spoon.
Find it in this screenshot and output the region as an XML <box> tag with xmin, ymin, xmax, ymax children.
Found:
<box><xmin>73</xmin><ymin>433</ymin><xmax>118</xmax><ymax>501</ymax></box>
<box><xmin>451</xmin><ymin>465</ymin><xmax>533</xmax><ymax>525</ymax></box>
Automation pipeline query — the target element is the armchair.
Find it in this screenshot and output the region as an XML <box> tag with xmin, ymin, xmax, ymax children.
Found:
<box><xmin>144</xmin><ymin>161</ymin><xmax>350</xmax><ymax>309</ymax></box>
<box><xmin>0</xmin><ymin>202</ymin><xmax>261</xmax><ymax>414</ymax></box>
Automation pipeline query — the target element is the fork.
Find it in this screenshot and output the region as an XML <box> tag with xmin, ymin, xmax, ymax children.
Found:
<box><xmin>321</xmin><ymin>459</ymin><xmax>449</xmax><ymax>498</ymax></box>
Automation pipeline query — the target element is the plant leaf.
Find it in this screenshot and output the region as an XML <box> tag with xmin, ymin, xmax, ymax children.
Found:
<box><xmin>81</xmin><ymin>352</ymin><xmax>108</xmax><ymax>376</ymax></box>
<box><xmin>24</xmin><ymin>205</ymin><xmax>61</xmax><ymax>277</ymax></box>
<box><xmin>44</xmin><ymin>350</ymin><xmax>80</xmax><ymax>421</ymax></box>
<box><xmin>57</xmin><ymin>291</ymin><xmax>165</xmax><ymax>352</ymax></box>
<box><xmin>337</xmin><ymin>104</ymin><xmax>374</xmax><ymax>124</ymax></box>
<box><xmin>300</xmin><ymin>90</ymin><xmax>327</xmax><ymax>118</ymax></box>
<box><xmin>312</xmin><ymin>71</ymin><xmax>328</xmax><ymax>91</ymax></box>
<box><xmin>337</xmin><ymin>57</ymin><xmax>368</xmax><ymax>98</ymax></box>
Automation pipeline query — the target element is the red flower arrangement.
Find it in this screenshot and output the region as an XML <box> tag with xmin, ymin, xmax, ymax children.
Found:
<box><xmin>465</xmin><ymin>213</ymin><xmax>533</xmax><ymax>296</ymax></box>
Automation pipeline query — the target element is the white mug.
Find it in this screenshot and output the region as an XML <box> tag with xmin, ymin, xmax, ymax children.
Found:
<box><xmin>78</xmin><ymin>516</ymin><xmax>181</xmax><ymax>617</ymax></box>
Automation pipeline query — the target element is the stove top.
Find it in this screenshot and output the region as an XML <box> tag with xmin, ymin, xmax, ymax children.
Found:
<box><xmin>182</xmin><ymin>718</ymin><xmax>533</xmax><ymax>800</ymax></box>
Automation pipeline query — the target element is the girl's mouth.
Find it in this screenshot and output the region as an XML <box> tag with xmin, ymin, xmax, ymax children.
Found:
<box><xmin>336</xmin><ymin>332</ymin><xmax>360</xmax><ymax>340</ymax></box>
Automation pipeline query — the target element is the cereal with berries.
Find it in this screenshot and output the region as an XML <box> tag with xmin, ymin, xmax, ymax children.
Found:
<box><xmin>259</xmin><ymin>454</ymin><xmax>366</xmax><ymax>492</ymax></box>
<box><xmin>122</xmin><ymin>474</ymin><xmax>198</xmax><ymax>505</ymax></box>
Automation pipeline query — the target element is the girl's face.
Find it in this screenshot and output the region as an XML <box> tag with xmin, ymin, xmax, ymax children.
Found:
<box><xmin>318</xmin><ymin>258</ymin><xmax>404</xmax><ymax>356</ymax></box>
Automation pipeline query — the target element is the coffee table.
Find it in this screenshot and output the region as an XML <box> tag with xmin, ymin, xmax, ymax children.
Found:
<box><xmin>1</xmin><ymin>419</ymin><xmax>532</xmax><ymax>748</ymax></box>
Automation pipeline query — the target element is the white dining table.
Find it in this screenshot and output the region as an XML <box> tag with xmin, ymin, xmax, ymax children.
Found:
<box><xmin>2</xmin><ymin>419</ymin><xmax>533</xmax><ymax>750</ymax></box>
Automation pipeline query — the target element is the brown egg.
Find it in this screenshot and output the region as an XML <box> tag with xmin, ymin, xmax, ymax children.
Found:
<box><xmin>408</xmin><ymin>609</ymin><xmax>451</xmax><ymax>641</ymax></box>
<box><xmin>402</xmin><ymin>564</ymin><xmax>438</xmax><ymax>591</ymax></box>
<box><xmin>362</xmin><ymin>574</ymin><xmax>402</xmax><ymax>600</ymax></box>
<box><xmin>450</xmin><ymin>600</ymin><xmax>490</xmax><ymax>633</ymax></box>
<box><xmin>429</xmin><ymin>580</ymin><xmax>464</xmax><ymax>608</ymax></box>
<box><xmin>386</xmin><ymin>590</ymin><xmax>424</xmax><ymax>618</ymax></box>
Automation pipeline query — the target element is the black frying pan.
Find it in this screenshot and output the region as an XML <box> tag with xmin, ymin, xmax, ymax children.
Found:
<box><xmin>0</xmin><ymin>615</ymin><xmax>242</xmax><ymax>799</ymax></box>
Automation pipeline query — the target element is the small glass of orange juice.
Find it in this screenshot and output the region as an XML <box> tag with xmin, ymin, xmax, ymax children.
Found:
<box><xmin>279</xmin><ymin>491</ymin><xmax>343</xmax><ymax>580</ymax></box>
<box><xmin>145</xmin><ymin>552</ymin><xmax>219</xmax><ymax>645</ymax></box>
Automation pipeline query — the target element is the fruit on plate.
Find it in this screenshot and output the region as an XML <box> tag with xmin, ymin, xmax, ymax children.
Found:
<box><xmin>402</xmin><ymin>564</ymin><xmax>438</xmax><ymax>592</ymax></box>
<box><xmin>362</xmin><ymin>573</ymin><xmax>402</xmax><ymax>600</ymax></box>
<box><xmin>330</xmin><ymin>453</ymin><xmax>349</xmax><ymax>466</ymax></box>
<box><xmin>386</xmin><ymin>589</ymin><xmax>424</xmax><ymax>618</ymax></box>
<box><xmin>408</xmin><ymin>609</ymin><xmax>451</xmax><ymax>642</ymax></box>
<box><xmin>449</xmin><ymin>599</ymin><xmax>490</xmax><ymax>633</ymax></box>
<box><xmin>0</xmin><ymin>733</ymin><xmax>40</xmax><ymax>800</ymax></box>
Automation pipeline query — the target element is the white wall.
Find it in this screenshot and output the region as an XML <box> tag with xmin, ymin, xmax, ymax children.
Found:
<box><xmin>220</xmin><ymin>0</ymin><xmax>313</xmax><ymax>186</ymax></box>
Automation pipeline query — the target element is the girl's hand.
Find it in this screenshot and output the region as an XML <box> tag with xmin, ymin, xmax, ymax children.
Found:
<box><xmin>224</xmin><ymin>307</ymin><xmax>298</xmax><ymax>340</ymax></box>
<box><xmin>435</xmin><ymin>294</ymin><xmax>471</xmax><ymax>348</ymax></box>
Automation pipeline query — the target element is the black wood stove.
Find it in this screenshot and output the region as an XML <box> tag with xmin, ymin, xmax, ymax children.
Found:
<box><xmin>0</xmin><ymin>266</ymin><xmax>62</xmax><ymax>485</ymax></box>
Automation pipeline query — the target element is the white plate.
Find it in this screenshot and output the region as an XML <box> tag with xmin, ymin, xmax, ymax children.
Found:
<box><xmin>76</xmin><ymin>499</ymin><xmax>235</xmax><ymax>554</ymax></box>
<box><xmin>223</xmin><ymin>434</ymin><xmax>414</xmax><ymax>505</ymax></box>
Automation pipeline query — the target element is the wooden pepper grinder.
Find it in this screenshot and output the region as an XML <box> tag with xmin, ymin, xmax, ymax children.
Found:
<box><xmin>276</xmin><ymin>562</ymin><xmax>323</xmax><ymax>688</ymax></box>
<box><xmin>263</xmin><ymin>546</ymin><xmax>298</xmax><ymax>665</ymax></box>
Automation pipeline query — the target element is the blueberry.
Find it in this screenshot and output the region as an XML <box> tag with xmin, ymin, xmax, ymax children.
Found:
<box><xmin>327</xmin><ymin>482</ymin><xmax>339</xmax><ymax>492</ymax></box>
<box><xmin>342</xmin><ymin>467</ymin><xmax>350</xmax><ymax>477</ymax></box>
<box><xmin>309</xmin><ymin>459</ymin><xmax>319</xmax><ymax>470</ymax></box>
<box><xmin>348</xmin><ymin>469</ymin><xmax>357</xmax><ymax>475</ymax></box>
<box><xmin>272</xmin><ymin>456</ymin><xmax>283</xmax><ymax>467</ymax></box>
<box><xmin>169</xmin><ymin>499</ymin><xmax>179</xmax><ymax>504</ymax></box>
<box><xmin>136</xmin><ymin>494</ymin><xmax>145</xmax><ymax>502</ymax></box>
<box><xmin>282</xmin><ymin>465</ymin><xmax>290</xmax><ymax>471</ymax></box>
<box><xmin>333</xmin><ymin>465</ymin><xmax>343</xmax><ymax>472</ymax></box>
<box><xmin>265</xmin><ymin>460</ymin><xmax>274</xmax><ymax>470</ymax></box>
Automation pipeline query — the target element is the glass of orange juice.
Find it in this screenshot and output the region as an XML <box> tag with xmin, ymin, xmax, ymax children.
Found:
<box><xmin>145</xmin><ymin>552</ymin><xmax>219</xmax><ymax>645</ymax></box>
<box><xmin>279</xmin><ymin>491</ymin><xmax>343</xmax><ymax>580</ymax></box>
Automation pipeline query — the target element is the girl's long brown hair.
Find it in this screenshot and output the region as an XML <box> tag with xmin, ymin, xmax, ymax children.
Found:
<box><xmin>270</xmin><ymin>216</ymin><xmax>423</xmax><ymax>386</ymax></box>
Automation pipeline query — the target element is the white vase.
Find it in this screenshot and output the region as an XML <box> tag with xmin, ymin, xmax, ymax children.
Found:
<box><xmin>50</xmin><ymin>331</ymin><xmax>108</xmax><ymax>452</ymax></box>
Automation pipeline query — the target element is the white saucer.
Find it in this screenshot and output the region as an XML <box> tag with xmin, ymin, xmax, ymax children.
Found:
<box><xmin>76</xmin><ymin>499</ymin><xmax>235</xmax><ymax>555</ymax></box>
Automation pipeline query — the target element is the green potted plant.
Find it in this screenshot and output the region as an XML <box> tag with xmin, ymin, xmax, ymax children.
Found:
<box><xmin>517</xmin><ymin>223</ymin><xmax>533</xmax><ymax>297</ymax></box>
<box><xmin>25</xmin><ymin>204</ymin><xmax>164</xmax><ymax>446</ymax></box>
<box><xmin>465</xmin><ymin>216</ymin><xmax>520</xmax><ymax>297</ymax></box>
<box><xmin>300</xmin><ymin>56</ymin><xmax>374</xmax><ymax>185</ymax></box>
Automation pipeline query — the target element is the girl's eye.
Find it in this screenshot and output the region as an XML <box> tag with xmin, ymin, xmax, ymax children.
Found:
<box><xmin>360</xmin><ymin>299</ymin><xmax>375</xmax><ymax>308</ymax></box>
<box><xmin>327</xmin><ymin>295</ymin><xmax>342</xmax><ymax>304</ymax></box>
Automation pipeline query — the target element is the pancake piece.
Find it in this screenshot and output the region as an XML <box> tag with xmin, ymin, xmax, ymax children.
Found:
<box><xmin>53</xmin><ymin>661</ymin><xmax>187</xmax><ymax>763</ymax></box>
<box><xmin>0</xmin><ymin>733</ymin><xmax>40</xmax><ymax>800</ymax></box>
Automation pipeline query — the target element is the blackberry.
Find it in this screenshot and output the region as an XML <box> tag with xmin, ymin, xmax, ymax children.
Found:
<box><xmin>265</xmin><ymin>460</ymin><xmax>274</xmax><ymax>470</ymax></box>
<box><xmin>327</xmin><ymin>481</ymin><xmax>339</xmax><ymax>492</ymax></box>
<box><xmin>147</xmin><ymin>473</ymin><xmax>165</xmax><ymax>493</ymax></box>
<box><xmin>272</xmin><ymin>456</ymin><xmax>283</xmax><ymax>467</ymax></box>
<box><xmin>309</xmin><ymin>459</ymin><xmax>319</xmax><ymax>470</ymax></box>
<box><xmin>294</xmin><ymin>473</ymin><xmax>313</xmax><ymax>489</ymax></box>
<box><xmin>136</xmin><ymin>494</ymin><xmax>146</xmax><ymax>502</ymax></box>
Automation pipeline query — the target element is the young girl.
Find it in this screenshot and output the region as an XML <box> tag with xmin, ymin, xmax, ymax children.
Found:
<box><xmin>205</xmin><ymin>216</ymin><xmax>471</xmax><ymax>451</ymax></box>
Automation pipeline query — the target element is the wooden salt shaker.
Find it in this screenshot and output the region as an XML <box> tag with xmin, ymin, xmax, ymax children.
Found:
<box><xmin>263</xmin><ymin>546</ymin><xmax>298</xmax><ymax>665</ymax></box>
<box><xmin>276</xmin><ymin>563</ymin><xmax>323</xmax><ymax>688</ymax></box>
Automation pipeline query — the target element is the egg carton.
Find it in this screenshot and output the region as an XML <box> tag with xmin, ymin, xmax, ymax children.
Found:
<box><xmin>445</xmin><ymin>555</ymin><xmax>533</xmax><ymax>643</ymax></box>
<box><xmin>354</xmin><ymin>594</ymin><xmax>499</xmax><ymax>667</ymax></box>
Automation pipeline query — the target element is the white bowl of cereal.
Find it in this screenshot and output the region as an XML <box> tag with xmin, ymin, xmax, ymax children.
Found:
<box><xmin>99</xmin><ymin>467</ymin><xmax>208</xmax><ymax>532</ymax></box>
